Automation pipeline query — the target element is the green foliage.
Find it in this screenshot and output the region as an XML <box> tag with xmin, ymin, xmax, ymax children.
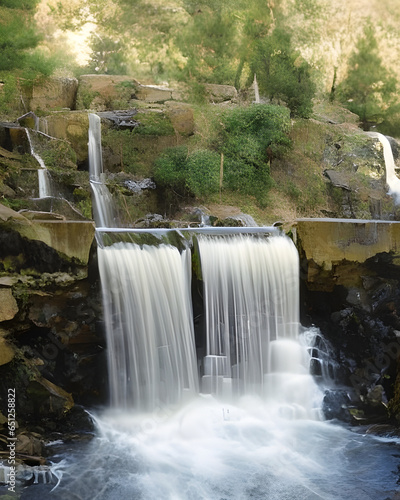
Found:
<box><xmin>154</xmin><ymin>146</ymin><xmax>220</xmax><ymax>198</ymax></box>
<box><xmin>250</xmin><ymin>28</ymin><xmax>316</xmax><ymax>118</ymax></box>
<box><xmin>75</xmin><ymin>83</ymin><xmax>100</xmax><ymax>110</ymax></box>
<box><xmin>0</xmin><ymin>73</ymin><xmax>20</xmax><ymax>115</ymax></box>
<box><xmin>154</xmin><ymin>145</ymin><xmax>189</xmax><ymax>196</ymax></box>
<box><xmin>217</xmin><ymin>104</ymin><xmax>290</xmax><ymax>204</ymax></box>
<box><xmin>186</xmin><ymin>149</ymin><xmax>220</xmax><ymax>197</ymax></box>
<box><xmin>134</xmin><ymin>111</ymin><xmax>175</xmax><ymax>136</ymax></box>
<box><xmin>337</xmin><ymin>20</ymin><xmax>399</xmax><ymax>129</ymax></box>
<box><xmin>155</xmin><ymin>104</ymin><xmax>290</xmax><ymax>206</ymax></box>
<box><xmin>176</xmin><ymin>4</ymin><xmax>239</xmax><ymax>84</ymax></box>
<box><xmin>86</xmin><ymin>35</ymin><xmax>128</xmax><ymax>75</ymax></box>
<box><xmin>0</xmin><ymin>2</ymin><xmax>58</xmax><ymax>81</ymax></box>
<box><xmin>0</xmin><ymin>9</ymin><xmax>41</xmax><ymax>71</ymax></box>
<box><xmin>0</xmin><ymin>0</ymin><xmax>38</xmax><ymax>10</ymax></box>
<box><xmin>220</xmin><ymin>104</ymin><xmax>291</xmax><ymax>152</ymax></box>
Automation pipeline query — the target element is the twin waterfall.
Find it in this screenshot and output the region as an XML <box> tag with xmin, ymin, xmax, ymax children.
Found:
<box><xmin>90</xmin><ymin>113</ymin><xmax>320</xmax><ymax>418</ymax></box>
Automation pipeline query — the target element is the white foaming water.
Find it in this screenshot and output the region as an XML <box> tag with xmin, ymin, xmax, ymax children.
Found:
<box><xmin>197</xmin><ymin>235</ymin><xmax>320</xmax><ymax>418</ymax></box>
<box><xmin>98</xmin><ymin>242</ymin><xmax>199</xmax><ymax>410</ymax></box>
<box><xmin>47</xmin><ymin>399</ymin><xmax>400</xmax><ymax>500</ymax></box>
<box><xmin>26</xmin><ymin>128</ymin><xmax>52</xmax><ymax>198</ymax></box>
<box><xmin>367</xmin><ymin>131</ymin><xmax>400</xmax><ymax>204</ymax></box>
<box><xmin>88</xmin><ymin>113</ymin><xmax>116</xmax><ymax>227</ymax></box>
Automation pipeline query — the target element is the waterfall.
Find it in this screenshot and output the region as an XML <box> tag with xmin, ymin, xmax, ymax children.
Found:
<box><xmin>88</xmin><ymin>113</ymin><xmax>116</xmax><ymax>227</ymax></box>
<box><xmin>97</xmin><ymin>231</ymin><xmax>320</xmax><ymax>418</ymax></box>
<box><xmin>89</xmin><ymin>109</ymin><xmax>319</xmax><ymax>416</ymax></box>
<box><xmin>98</xmin><ymin>242</ymin><xmax>199</xmax><ymax>410</ymax></box>
<box><xmin>367</xmin><ymin>131</ymin><xmax>400</xmax><ymax>204</ymax></box>
<box><xmin>198</xmin><ymin>234</ymin><xmax>318</xmax><ymax>418</ymax></box>
<box><xmin>25</xmin><ymin>128</ymin><xmax>52</xmax><ymax>198</ymax></box>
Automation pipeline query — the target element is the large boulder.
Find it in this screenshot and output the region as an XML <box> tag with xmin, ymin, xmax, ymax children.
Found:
<box><xmin>204</xmin><ymin>84</ymin><xmax>238</xmax><ymax>103</ymax></box>
<box><xmin>26</xmin><ymin>77</ymin><xmax>78</xmax><ymax>112</ymax></box>
<box><xmin>0</xmin><ymin>203</ymin><xmax>95</xmax><ymax>266</ymax></box>
<box><xmin>0</xmin><ymin>289</ymin><xmax>18</xmax><ymax>322</ymax></box>
<box><xmin>135</xmin><ymin>84</ymin><xmax>182</xmax><ymax>103</ymax></box>
<box><xmin>165</xmin><ymin>102</ymin><xmax>194</xmax><ymax>136</ymax></box>
<box><xmin>38</xmin><ymin>111</ymin><xmax>89</xmax><ymax>163</ymax></box>
<box><xmin>77</xmin><ymin>74</ymin><xmax>139</xmax><ymax>111</ymax></box>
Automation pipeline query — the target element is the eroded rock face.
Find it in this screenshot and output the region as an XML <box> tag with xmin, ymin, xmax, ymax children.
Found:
<box><xmin>0</xmin><ymin>210</ymin><xmax>104</xmax><ymax>436</ymax></box>
<box><xmin>204</xmin><ymin>84</ymin><xmax>238</xmax><ymax>103</ymax></box>
<box><xmin>77</xmin><ymin>74</ymin><xmax>139</xmax><ymax>111</ymax></box>
<box><xmin>297</xmin><ymin>218</ymin><xmax>400</xmax><ymax>424</ymax></box>
<box><xmin>0</xmin><ymin>204</ymin><xmax>95</xmax><ymax>267</ymax></box>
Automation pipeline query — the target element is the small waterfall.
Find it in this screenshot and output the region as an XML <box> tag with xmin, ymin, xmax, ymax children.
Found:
<box><xmin>98</xmin><ymin>242</ymin><xmax>199</xmax><ymax>410</ymax></box>
<box><xmin>367</xmin><ymin>131</ymin><xmax>400</xmax><ymax>204</ymax></box>
<box><xmin>25</xmin><ymin>128</ymin><xmax>52</xmax><ymax>198</ymax></box>
<box><xmin>88</xmin><ymin>113</ymin><xmax>116</xmax><ymax>227</ymax></box>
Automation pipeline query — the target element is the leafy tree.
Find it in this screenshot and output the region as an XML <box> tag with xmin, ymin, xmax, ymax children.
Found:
<box><xmin>337</xmin><ymin>21</ymin><xmax>398</xmax><ymax>130</ymax></box>
<box><xmin>250</xmin><ymin>28</ymin><xmax>316</xmax><ymax>118</ymax></box>
<box><xmin>176</xmin><ymin>2</ymin><xmax>239</xmax><ymax>84</ymax></box>
<box><xmin>0</xmin><ymin>0</ymin><xmax>58</xmax><ymax>81</ymax></box>
<box><xmin>0</xmin><ymin>0</ymin><xmax>41</xmax><ymax>71</ymax></box>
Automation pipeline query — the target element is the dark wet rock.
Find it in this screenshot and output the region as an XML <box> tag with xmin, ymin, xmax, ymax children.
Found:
<box><xmin>97</xmin><ymin>110</ymin><xmax>139</xmax><ymax>129</ymax></box>
<box><xmin>322</xmin><ymin>389</ymin><xmax>352</xmax><ymax>422</ymax></box>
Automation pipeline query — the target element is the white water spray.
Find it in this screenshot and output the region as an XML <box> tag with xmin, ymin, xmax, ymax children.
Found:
<box><xmin>26</xmin><ymin>128</ymin><xmax>52</xmax><ymax>198</ymax></box>
<box><xmin>367</xmin><ymin>131</ymin><xmax>400</xmax><ymax>204</ymax></box>
<box><xmin>88</xmin><ymin>113</ymin><xmax>116</xmax><ymax>227</ymax></box>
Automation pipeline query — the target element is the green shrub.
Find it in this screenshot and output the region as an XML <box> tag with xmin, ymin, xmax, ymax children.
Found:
<box><xmin>218</xmin><ymin>104</ymin><xmax>290</xmax><ymax>204</ymax></box>
<box><xmin>154</xmin><ymin>146</ymin><xmax>220</xmax><ymax>199</ymax></box>
<box><xmin>0</xmin><ymin>73</ymin><xmax>20</xmax><ymax>116</ymax></box>
<box><xmin>154</xmin><ymin>104</ymin><xmax>290</xmax><ymax>206</ymax></box>
<box><xmin>186</xmin><ymin>149</ymin><xmax>220</xmax><ymax>197</ymax></box>
<box><xmin>154</xmin><ymin>145</ymin><xmax>189</xmax><ymax>195</ymax></box>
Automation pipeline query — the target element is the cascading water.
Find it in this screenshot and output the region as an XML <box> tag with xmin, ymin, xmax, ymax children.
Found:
<box><xmin>197</xmin><ymin>234</ymin><xmax>319</xmax><ymax>418</ymax></box>
<box><xmin>88</xmin><ymin>113</ymin><xmax>116</xmax><ymax>227</ymax></box>
<box><xmin>367</xmin><ymin>131</ymin><xmax>400</xmax><ymax>204</ymax></box>
<box><xmin>25</xmin><ymin>128</ymin><xmax>52</xmax><ymax>198</ymax></box>
<box><xmin>98</xmin><ymin>242</ymin><xmax>199</xmax><ymax>410</ymax></box>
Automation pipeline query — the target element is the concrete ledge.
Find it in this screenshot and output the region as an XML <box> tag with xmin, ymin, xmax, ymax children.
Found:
<box><xmin>296</xmin><ymin>218</ymin><xmax>400</xmax><ymax>269</ymax></box>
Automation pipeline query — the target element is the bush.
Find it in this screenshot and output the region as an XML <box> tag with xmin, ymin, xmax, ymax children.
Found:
<box><xmin>154</xmin><ymin>104</ymin><xmax>291</xmax><ymax>206</ymax></box>
<box><xmin>186</xmin><ymin>149</ymin><xmax>220</xmax><ymax>197</ymax></box>
<box><xmin>220</xmin><ymin>104</ymin><xmax>291</xmax><ymax>154</ymax></box>
<box><xmin>154</xmin><ymin>146</ymin><xmax>188</xmax><ymax>196</ymax></box>
<box><xmin>218</xmin><ymin>104</ymin><xmax>290</xmax><ymax>204</ymax></box>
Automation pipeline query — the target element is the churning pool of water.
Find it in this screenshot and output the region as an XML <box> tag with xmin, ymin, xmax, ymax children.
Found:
<box><xmin>14</xmin><ymin>396</ymin><xmax>400</xmax><ymax>500</ymax></box>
